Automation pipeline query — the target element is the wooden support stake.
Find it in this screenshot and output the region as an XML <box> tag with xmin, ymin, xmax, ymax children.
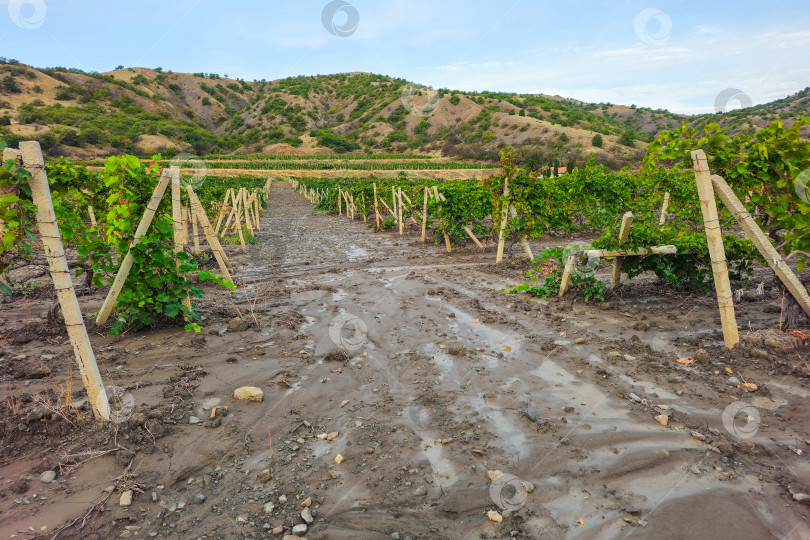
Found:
<box><xmin>659</xmin><ymin>192</ymin><xmax>670</xmax><ymax>226</ymax></box>
<box><xmin>433</xmin><ymin>187</ymin><xmax>451</xmax><ymax>252</ymax></box>
<box><xmin>398</xmin><ymin>188</ymin><xmax>404</xmax><ymax>235</ymax></box>
<box><xmin>558</xmin><ymin>255</ymin><xmax>576</xmax><ymax>297</ymax></box>
<box><xmin>338</xmin><ymin>187</ymin><xmax>342</xmax><ymax>215</ymax></box>
<box><xmin>509</xmin><ymin>204</ymin><xmax>533</xmax><ymax>260</ymax></box>
<box><xmin>496</xmin><ymin>180</ymin><xmax>510</xmax><ymax>263</ymax></box>
<box><xmin>169</xmin><ymin>168</ymin><xmax>191</xmax><ymax>312</ymax></box>
<box><xmin>610</xmin><ymin>212</ymin><xmax>633</xmax><ymax>289</ymax></box>
<box><xmin>97</xmin><ymin>170</ymin><xmax>171</xmax><ymax>325</ymax></box>
<box><xmin>15</xmin><ymin>142</ymin><xmax>111</xmax><ymax>421</ymax></box>
<box><xmin>711</xmin><ymin>173</ymin><xmax>810</xmax><ymax>318</ymax></box>
<box><xmin>421</xmin><ymin>187</ymin><xmax>428</xmax><ymax>242</ymax></box>
<box><xmin>88</xmin><ymin>205</ymin><xmax>97</xmax><ymax>227</ymax></box>
<box><xmin>693</xmin><ymin>150</ymin><xmax>739</xmax><ymax>348</ymax></box>
<box><xmin>374</xmin><ymin>183</ymin><xmax>381</xmax><ymax>228</ymax></box>
<box><xmin>463</xmin><ymin>225</ymin><xmax>484</xmax><ymax>248</ymax></box>
<box><xmin>187</xmin><ymin>186</ymin><xmax>233</xmax><ymax>281</ymax></box>
<box><xmin>191</xmin><ymin>208</ymin><xmax>200</xmax><ymax>253</ymax></box>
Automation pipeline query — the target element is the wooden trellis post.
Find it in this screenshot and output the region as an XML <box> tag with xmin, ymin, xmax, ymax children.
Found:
<box><xmin>659</xmin><ymin>192</ymin><xmax>670</xmax><ymax>226</ymax></box>
<box><xmin>421</xmin><ymin>187</ymin><xmax>428</xmax><ymax>242</ymax></box>
<box><xmin>10</xmin><ymin>142</ymin><xmax>111</xmax><ymax>420</ymax></box>
<box><xmin>191</xmin><ymin>210</ymin><xmax>200</xmax><ymax>253</ymax></box>
<box><xmin>496</xmin><ymin>180</ymin><xmax>510</xmax><ymax>263</ymax></box>
<box><xmin>97</xmin><ymin>170</ymin><xmax>171</xmax><ymax>325</ymax></box>
<box><xmin>398</xmin><ymin>188</ymin><xmax>404</xmax><ymax>235</ymax></box>
<box><xmin>88</xmin><ymin>205</ymin><xmax>98</xmax><ymax>227</ymax></box>
<box><xmin>610</xmin><ymin>212</ymin><xmax>633</xmax><ymax>289</ymax></box>
<box><xmin>710</xmin><ymin>173</ymin><xmax>810</xmax><ymax>318</ymax></box>
<box><xmin>374</xmin><ymin>183</ymin><xmax>381</xmax><ymax>228</ymax></box>
<box><xmin>692</xmin><ymin>150</ymin><xmax>739</xmax><ymax>348</ymax></box>
<box><xmin>169</xmin><ymin>167</ymin><xmax>191</xmax><ymax>312</ymax></box>
<box><xmin>187</xmin><ymin>186</ymin><xmax>233</xmax><ymax>282</ymax></box>
<box><xmin>509</xmin><ymin>204</ymin><xmax>533</xmax><ymax>259</ymax></box>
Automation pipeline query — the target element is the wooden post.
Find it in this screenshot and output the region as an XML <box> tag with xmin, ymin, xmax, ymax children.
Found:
<box><xmin>496</xmin><ymin>180</ymin><xmax>510</xmax><ymax>263</ymax></box>
<box><xmin>509</xmin><ymin>204</ymin><xmax>533</xmax><ymax>259</ymax></box>
<box><xmin>374</xmin><ymin>182</ymin><xmax>380</xmax><ymax>228</ymax></box>
<box><xmin>463</xmin><ymin>225</ymin><xmax>484</xmax><ymax>248</ymax></box>
<box><xmin>338</xmin><ymin>187</ymin><xmax>342</xmax><ymax>215</ymax></box>
<box><xmin>711</xmin><ymin>173</ymin><xmax>810</xmax><ymax>318</ymax></box>
<box><xmin>361</xmin><ymin>194</ymin><xmax>367</xmax><ymax>223</ymax></box>
<box><xmin>421</xmin><ymin>187</ymin><xmax>428</xmax><ymax>242</ymax></box>
<box><xmin>187</xmin><ymin>186</ymin><xmax>233</xmax><ymax>282</ymax></box>
<box><xmin>14</xmin><ymin>142</ymin><xmax>111</xmax><ymax>421</ymax></box>
<box><xmin>610</xmin><ymin>212</ymin><xmax>633</xmax><ymax>289</ymax></box>
<box><xmin>692</xmin><ymin>150</ymin><xmax>739</xmax><ymax>348</ymax></box>
<box><xmin>558</xmin><ymin>255</ymin><xmax>576</xmax><ymax>297</ymax></box>
<box><xmin>398</xmin><ymin>188</ymin><xmax>404</xmax><ymax>235</ymax></box>
<box><xmin>659</xmin><ymin>192</ymin><xmax>670</xmax><ymax>226</ymax></box>
<box><xmin>191</xmin><ymin>209</ymin><xmax>200</xmax><ymax>253</ymax></box>
<box><xmin>233</xmin><ymin>203</ymin><xmax>247</xmax><ymax>253</ymax></box>
<box><xmin>97</xmin><ymin>170</ymin><xmax>171</xmax><ymax>325</ymax></box>
<box><xmin>170</xmin><ymin>168</ymin><xmax>191</xmax><ymax>312</ymax></box>
<box><xmin>88</xmin><ymin>205</ymin><xmax>97</xmax><ymax>227</ymax></box>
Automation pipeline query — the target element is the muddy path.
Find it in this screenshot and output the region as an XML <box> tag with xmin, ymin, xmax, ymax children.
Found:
<box><xmin>1</xmin><ymin>182</ymin><xmax>810</xmax><ymax>539</ymax></box>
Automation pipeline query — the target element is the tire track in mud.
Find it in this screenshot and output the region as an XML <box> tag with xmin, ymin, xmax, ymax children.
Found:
<box><xmin>215</xmin><ymin>182</ymin><xmax>805</xmax><ymax>539</ymax></box>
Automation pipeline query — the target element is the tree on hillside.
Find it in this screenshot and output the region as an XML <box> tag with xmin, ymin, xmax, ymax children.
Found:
<box><xmin>592</xmin><ymin>133</ymin><xmax>603</xmax><ymax>148</ymax></box>
<box><xmin>619</xmin><ymin>130</ymin><xmax>636</xmax><ymax>147</ymax></box>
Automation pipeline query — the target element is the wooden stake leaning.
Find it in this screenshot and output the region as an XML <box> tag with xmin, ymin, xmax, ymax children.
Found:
<box><xmin>610</xmin><ymin>212</ymin><xmax>633</xmax><ymax>289</ymax></box>
<box><xmin>462</xmin><ymin>226</ymin><xmax>484</xmax><ymax>248</ymax></box>
<box><xmin>97</xmin><ymin>170</ymin><xmax>171</xmax><ymax>325</ymax></box>
<box><xmin>711</xmin><ymin>173</ymin><xmax>810</xmax><ymax>318</ymax></box>
<box><xmin>88</xmin><ymin>205</ymin><xmax>98</xmax><ymax>227</ymax></box>
<box><xmin>14</xmin><ymin>142</ymin><xmax>111</xmax><ymax>421</ymax></box>
<box><xmin>692</xmin><ymin>150</ymin><xmax>739</xmax><ymax>348</ymax></box>
<box><xmin>558</xmin><ymin>254</ymin><xmax>577</xmax><ymax>297</ymax></box>
<box><xmin>191</xmin><ymin>209</ymin><xmax>200</xmax><ymax>253</ymax></box>
<box><xmin>659</xmin><ymin>192</ymin><xmax>670</xmax><ymax>226</ymax></box>
<box><xmin>187</xmin><ymin>186</ymin><xmax>233</xmax><ymax>281</ymax></box>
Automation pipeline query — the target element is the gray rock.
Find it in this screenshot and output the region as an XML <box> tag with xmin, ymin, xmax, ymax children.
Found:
<box><xmin>39</xmin><ymin>470</ymin><xmax>56</xmax><ymax>483</ymax></box>
<box><xmin>301</xmin><ymin>507</ymin><xmax>313</xmax><ymax>523</ymax></box>
<box><xmin>193</xmin><ymin>493</ymin><xmax>206</xmax><ymax>504</ymax></box>
<box><xmin>292</xmin><ymin>523</ymin><xmax>308</xmax><ymax>535</ymax></box>
<box><xmin>726</xmin><ymin>377</ymin><xmax>741</xmax><ymax>386</ymax></box>
<box><xmin>526</xmin><ymin>409</ymin><xmax>537</xmax><ymax>422</ymax></box>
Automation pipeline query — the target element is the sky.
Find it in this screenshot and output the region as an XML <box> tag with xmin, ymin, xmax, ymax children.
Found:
<box><xmin>1</xmin><ymin>0</ymin><xmax>808</xmax><ymax>114</ymax></box>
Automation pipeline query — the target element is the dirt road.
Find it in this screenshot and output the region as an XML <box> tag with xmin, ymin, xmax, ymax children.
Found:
<box><xmin>1</xmin><ymin>182</ymin><xmax>809</xmax><ymax>539</ymax></box>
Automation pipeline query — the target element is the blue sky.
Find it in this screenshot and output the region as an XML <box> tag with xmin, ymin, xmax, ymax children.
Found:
<box><xmin>1</xmin><ymin>0</ymin><xmax>808</xmax><ymax>114</ymax></box>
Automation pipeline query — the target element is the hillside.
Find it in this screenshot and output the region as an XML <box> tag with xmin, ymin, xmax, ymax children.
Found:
<box><xmin>1</xmin><ymin>58</ymin><xmax>808</xmax><ymax>169</ymax></box>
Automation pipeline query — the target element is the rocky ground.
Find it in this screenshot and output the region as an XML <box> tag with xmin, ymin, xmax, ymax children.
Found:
<box><xmin>1</xmin><ymin>182</ymin><xmax>809</xmax><ymax>540</ymax></box>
